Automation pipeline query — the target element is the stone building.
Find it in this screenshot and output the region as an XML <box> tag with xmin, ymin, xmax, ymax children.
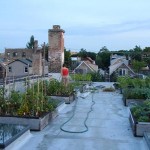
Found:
<box><xmin>4</xmin><ymin>40</ymin><xmax>40</xmax><ymax>61</ymax></box>
<box><xmin>48</xmin><ymin>25</ymin><xmax>65</xmax><ymax>73</ymax></box>
<box><xmin>2</xmin><ymin>25</ymin><xmax>65</xmax><ymax>77</ymax></box>
<box><xmin>3</xmin><ymin>40</ymin><xmax>46</xmax><ymax>76</ymax></box>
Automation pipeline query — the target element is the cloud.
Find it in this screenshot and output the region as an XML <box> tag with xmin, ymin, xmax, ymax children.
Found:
<box><xmin>65</xmin><ymin>19</ymin><xmax>150</xmax><ymax>37</ymax></box>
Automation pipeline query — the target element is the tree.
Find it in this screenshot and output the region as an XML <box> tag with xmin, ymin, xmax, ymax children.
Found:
<box><xmin>143</xmin><ymin>47</ymin><xmax>150</xmax><ymax>52</ymax></box>
<box><xmin>132</xmin><ymin>60</ymin><xmax>146</xmax><ymax>73</ymax></box>
<box><xmin>129</xmin><ymin>45</ymin><xmax>142</xmax><ymax>61</ymax></box>
<box><xmin>78</xmin><ymin>48</ymin><xmax>87</xmax><ymax>59</ymax></box>
<box><xmin>87</xmin><ymin>52</ymin><xmax>97</xmax><ymax>61</ymax></box>
<box><xmin>64</xmin><ymin>48</ymin><xmax>71</xmax><ymax>68</ymax></box>
<box><xmin>99</xmin><ymin>46</ymin><xmax>109</xmax><ymax>52</ymax></box>
<box><xmin>26</xmin><ymin>35</ymin><xmax>35</xmax><ymax>49</ymax></box>
<box><xmin>96</xmin><ymin>46</ymin><xmax>111</xmax><ymax>70</ymax></box>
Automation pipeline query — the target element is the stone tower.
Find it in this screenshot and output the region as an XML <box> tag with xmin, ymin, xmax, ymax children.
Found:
<box><xmin>48</xmin><ymin>25</ymin><xmax>65</xmax><ymax>73</ymax></box>
<box><xmin>32</xmin><ymin>51</ymin><xmax>42</xmax><ymax>76</ymax></box>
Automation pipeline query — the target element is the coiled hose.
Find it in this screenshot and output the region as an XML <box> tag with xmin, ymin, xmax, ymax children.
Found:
<box><xmin>60</xmin><ymin>86</ymin><xmax>95</xmax><ymax>133</ymax></box>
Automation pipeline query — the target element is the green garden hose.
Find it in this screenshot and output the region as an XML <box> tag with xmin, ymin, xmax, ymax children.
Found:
<box><xmin>60</xmin><ymin>89</ymin><xmax>95</xmax><ymax>133</ymax></box>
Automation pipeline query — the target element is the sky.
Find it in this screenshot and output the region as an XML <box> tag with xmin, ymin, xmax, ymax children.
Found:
<box><xmin>0</xmin><ymin>0</ymin><xmax>150</xmax><ymax>53</ymax></box>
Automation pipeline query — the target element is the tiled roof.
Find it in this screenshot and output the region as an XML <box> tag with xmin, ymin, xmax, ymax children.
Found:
<box><xmin>8</xmin><ymin>59</ymin><xmax>32</xmax><ymax>67</ymax></box>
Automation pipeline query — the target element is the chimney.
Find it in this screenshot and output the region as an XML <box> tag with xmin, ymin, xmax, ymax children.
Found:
<box><xmin>34</xmin><ymin>40</ymin><xmax>38</xmax><ymax>52</ymax></box>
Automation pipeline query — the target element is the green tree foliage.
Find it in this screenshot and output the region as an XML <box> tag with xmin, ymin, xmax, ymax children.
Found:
<box><xmin>87</xmin><ymin>52</ymin><xmax>97</xmax><ymax>61</ymax></box>
<box><xmin>99</xmin><ymin>46</ymin><xmax>109</xmax><ymax>52</ymax></box>
<box><xmin>78</xmin><ymin>49</ymin><xmax>96</xmax><ymax>61</ymax></box>
<box><xmin>129</xmin><ymin>45</ymin><xmax>142</xmax><ymax>61</ymax></box>
<box><xmin>96</xmin><ymin>46</ymin><xmax>111</xmax><ymax>70</ymax></box>
<box><xmin>26</xmin><ymin>35</ymin><xmax>35</xmax><ymax>49</ymax></box>
<box><xmin>90</xmin><ymin>72</ymin><xmax>104</xmax><ymax>82</ymax></box>
<box><xmin>64</xmin><ymin>48</ymin><xmax>71</xmax><ymax>68</ymax></box>
<box><xmin>132</xmin><ymin>60</ymin><xmax>146</xmax><ymax>73</ymax></box>
<box><xmin>143</xmin><ymin>47</ymin><xmax>150</xmax><ymax>52</ymax></box>
<box><xmin>78</xmin><ymin>48</ymin><xmax>87</xmax><ymax>59</ymax></box>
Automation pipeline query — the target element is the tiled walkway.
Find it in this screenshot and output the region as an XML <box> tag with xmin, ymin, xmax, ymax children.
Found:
<box><xmin>17</xmin><ymin>82</ymin><xmax>145</xmax><ymax>150</ymax></box>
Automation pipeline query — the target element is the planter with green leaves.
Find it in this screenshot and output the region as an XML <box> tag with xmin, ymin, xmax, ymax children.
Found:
<box><xmin>47</xmin><ymin>79</ymin><xmax>76</xmax><ymax>104</ymax></box>
<box><xmin>129</xmin><ymin>100</ymin><xmax>150</xmax><ymax>136</ymax></box>
<box><xmin>0</xmin><ymin>80</ymin><xmax>60</xmax><ymax>130</ymax></box>
<box><xmin>122</xmin><ymin>87</ymin><xmax>149</xmax><ymax>106</ymax></box>
<box><xmin>117</xmin><ymin>76</ymin><xmax>133</xmax><ymax>94</ymax></box>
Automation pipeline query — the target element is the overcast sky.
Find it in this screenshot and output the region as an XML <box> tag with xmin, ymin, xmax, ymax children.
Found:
<box><xmin>0</xmin><ymin>0</ymin><xmax>150</xmax><ymax>53</ymax></box>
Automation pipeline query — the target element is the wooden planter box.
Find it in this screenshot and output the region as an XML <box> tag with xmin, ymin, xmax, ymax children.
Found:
<box><xmin>50</xmin><ymin>94</ymin><xmax>75</xmax><ymax>104</ymax></box>
<box><xmin>0</xmin><ymin>110</ymin><xmax>58</xmax><ymax>131</ymax></box>
<box><xmin>129</xmin><ymin>109</ymin><xmax>150</xmax><ymax>137</ymax></box>
<box><xmin>123</xmin><ymin>97</ymin><xmax>145</xmax><ymax>107</ymax></box>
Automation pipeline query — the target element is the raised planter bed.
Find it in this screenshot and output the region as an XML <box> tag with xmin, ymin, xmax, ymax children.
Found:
<box><xmin>129</xmin><ymin>109</ymin><xmax>150</xmax><ymax>137</ymax></box>
<box><xmin>0</xmin><ymin>110</ymin><xmax>58</xmax><ymax>131</ymax></box>
<box><xmin>123</xmin><ymin>98</ymin><xmax>145</xmax><ymax>107</ymax></box>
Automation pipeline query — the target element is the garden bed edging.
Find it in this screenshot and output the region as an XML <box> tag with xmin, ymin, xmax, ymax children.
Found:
<box><xmin>0</xmin><ymin>110</ymin><xmax>58</xmax><ymax>131</ymax></box>
<box><xmin>129</xmin><ymin>109</ymin><xmax>150</xmax><ymax>137</ymax></box>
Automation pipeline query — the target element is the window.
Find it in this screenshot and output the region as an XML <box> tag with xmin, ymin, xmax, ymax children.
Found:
<box><xmin>8</xmin><ymin>66</ymin><xmax>12</xmax><ymax>72</ymax></box>
<box><xmin>7</xmin><ymin>52</ymin><xmax>10</xmax><ymax>56</ymax></box>
<box><xmin>22</xmin><ymin>52</ymin><xmax>26</xmax><ymax>57</ymax></box>
<box><xmin>119</xmin><ymin>69</ymin><xmax>126</xmax><ymax>76</ymax></box>
<box><xmin>24</xmin><ymin>66</ymin><xmax>28</xmax><ymax>73</ymax></box>
<box><xmin>13</xmin><ymin>52</ymin><xmax>17</xmax><ymax>57</ymax></box>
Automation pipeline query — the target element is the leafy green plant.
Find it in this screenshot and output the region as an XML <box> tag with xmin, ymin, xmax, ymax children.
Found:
<box><xmin>117</xmin><ymin>76</ymin><xmax>132</xmax><ymax>89</ymax></box>
<box><xmin>90</xmin><ymin>72</ymin><xmax>104</xmax><ymax>82</ymax></box>
<box><xmin>131</xmin><ymin>100</ymin><xmax>150</xmax><ymax>122</ymax></box>
<box><xmin>0</xmin><ymin>79</ymin><xmax>60</xmax><ymax>117</ymax></box>
<box><xmin>70</xmin><ymin>73</ymin><xmax>91</xmax><ymax>81</ymax></box>
<box><xmin>123</xmin><ymin>87</ymin><xmax>150</xmax><ymax>99</ymax></box>
<box><xmin>46</xmin><ymin>79</ymin><xmax>75</xmax><ymax>96</ymax></box>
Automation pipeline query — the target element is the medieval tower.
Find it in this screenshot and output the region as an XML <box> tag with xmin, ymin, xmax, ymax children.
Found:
<box><xmin>48</xmin><ymin>25</ymin><xmax>65</xmax><ymax>73</ymax></box>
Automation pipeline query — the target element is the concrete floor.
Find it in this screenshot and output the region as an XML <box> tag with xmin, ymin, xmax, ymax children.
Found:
<box><xmin>14</xmin><ymin>82</ymin><xmax>145</xmax><ymax>150</ymax></box>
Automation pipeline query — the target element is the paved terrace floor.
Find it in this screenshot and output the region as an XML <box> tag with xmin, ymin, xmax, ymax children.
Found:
<box><xmin>16</xmin><ymin>82</ymin><xmax>145</xmax><ymax>150</ymax></box>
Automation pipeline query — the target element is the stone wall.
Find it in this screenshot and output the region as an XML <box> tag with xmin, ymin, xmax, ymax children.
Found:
<box><xmin>5</xmin><ymin>40</ymin><xmax>41</xmax><ymax>61</ymax></box>
<box><xmin>32</xmin><ymin>52</ymin><xmax>42</xmax><ymax>75</ymax></box>
<box><xmin>5</xmin><ymin>48</ymin><xmax>34</xmax><ymax>60</ymax></box>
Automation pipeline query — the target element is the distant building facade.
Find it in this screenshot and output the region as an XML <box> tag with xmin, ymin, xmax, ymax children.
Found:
<box><xmin>6</xmin><ymin>59</ymin><xmax>32</xmax><ymax>77</ymax></box>
<box><xmin>4</xmin><ymin>40</ymin><xmax>40</xmax><ymax>61</ymax></box>
<box><xmin>109</xmin><ymin>54</ymin><xmax>135</xmax><ymax>81</ymax></box>
<box><xmin>73</xmin><ymin>57</ymin><xmax>98</xmax><ymax>74</ymax></box>
<box><xmin>2</xmin><ymin>25</ymin><xmax>65</xmax><ymax>77</ymax></box>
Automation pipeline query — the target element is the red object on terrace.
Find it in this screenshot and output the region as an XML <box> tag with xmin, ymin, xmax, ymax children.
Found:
<box><xmin>62</xmin><ymin>67</ymin><xmax>69</xmax><ymax>76</ymax></box>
